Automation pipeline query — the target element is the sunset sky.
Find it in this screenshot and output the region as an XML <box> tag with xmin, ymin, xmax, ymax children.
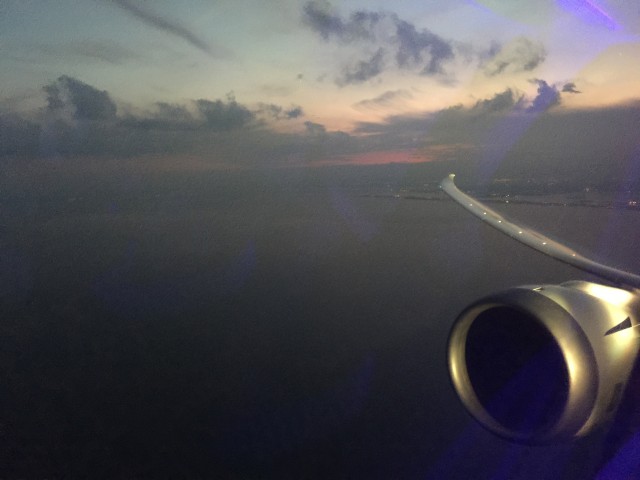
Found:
<box><xmin>2</xmin><ymin>0</ymin><xmax>640</xmax><ymax>167</ymax></box>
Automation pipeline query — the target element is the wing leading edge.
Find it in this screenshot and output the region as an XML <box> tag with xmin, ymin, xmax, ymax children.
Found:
<box><xmin>440</xmin><ymin>174</ymin><xmax>640</xmax><ymax>290</ymax></box>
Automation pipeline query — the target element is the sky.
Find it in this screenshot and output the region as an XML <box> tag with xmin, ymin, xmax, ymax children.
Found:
<box><xmin>1</xmin><ymin>0</ymin><xmax>640</xmax><ymax>170</ymax></box>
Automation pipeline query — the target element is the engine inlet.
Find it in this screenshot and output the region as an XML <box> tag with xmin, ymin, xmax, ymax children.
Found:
<box><xmin>465</xmin><ymin>306</ymin><xmax>569</xmax><ymax>435</ymax></box>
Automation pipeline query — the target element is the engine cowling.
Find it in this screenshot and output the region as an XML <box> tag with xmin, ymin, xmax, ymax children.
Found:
<box><xmin>448</xmin><ymin>281</ymin><xmax>640</xmax><ymax>444</ymax></box>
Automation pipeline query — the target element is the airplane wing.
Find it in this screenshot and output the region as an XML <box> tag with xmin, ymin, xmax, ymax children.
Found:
<box><xmin>440</xmin><ymin>174</ymin><xmax>640</xmax><ymax>290</ymax></box>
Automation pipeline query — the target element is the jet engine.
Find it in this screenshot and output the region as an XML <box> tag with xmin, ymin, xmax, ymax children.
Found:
<box><xmin>448</xmin><ymin>281</ymin><xmax>640</xmax><ymax>444</ymax></box>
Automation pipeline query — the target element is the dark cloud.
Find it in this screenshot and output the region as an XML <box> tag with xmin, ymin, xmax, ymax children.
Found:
<box><xmin>302</xmin><ymin>0</ymin><xmax>347</xmax><ymax>40</ymax></box>
<box><xmin>257</xmin><ymin>103</ymin><xmax>283</xmax><ymax>120</ymax></box>
<box><xmin>472</xmin><ymin>89</ymin><xmax>524</xmax><ymax>113</ymax></box>
<box><xmin>394</xmin><ymin>19</ymin><xmax>453</xmax><ymax>75</ymax></box>
<box><xmin>303</xmin><ymin>1</ymin><xmax>456</xmax><ymax>81</ymax></box>
<box><xmin>353</xmin><ymin>89</ymin><xmax>413</xmax><ymax>110</ymax></box>
<box><xmin>302</xmin><ymin>1</ymin><xmax>381</xmax><ymax>42</ymax></box>
<box><xmin>528</xmin><ymin>79</ymin><xmax>561</xmax><ymax>112</ymax></box>
<box><xmin>44</xmin><ymin>75</ymin><xmax>117</xmax><ymax>121</ymax></box>
<box><xmin>0</xmin><ymin>113</ymin><xmax>41</xmax><ymax>157</ymax></box>
<box><xmin>196</xmin><ymin>96</ymin><xmax>255</xmax><ymax>131</ymax></box>
<box><xmin>354</xmin><ymin>113</ymin><xmax>430</xmax><ymax>141</ymax></box>
<box><xmin>285</xmin><ymin>106</ymin><xmax>304</xmax><ymax>119</ymax></box>
<box><xmin>483</xmin><ymin>37</ymin><xmax>546</xmax><ymax>76</ymax></box>
<box><xmin>6</xmin><ymin>75</ymin><xmax>638</xmax><ymax>181</ymax></box>
<box><xmin>120</xmin><ymin>102</ymin><xmax>197</xmax><ymax>130</ymax></box>
<box><xmin>130</xmin><ymin>98</ymin><xmax>301</xmax><ymax>131</ymax></box>
<box><xmin>109</xmin><ymin>0</ymin><xmax>228</xmax><ymax>58</ymax></box>
<box><xmin>355</xmin><ymin>87</ymin><xmax>523</xmax><ymax>136</ymax></box>
<box><xmin>484</xmin><ymin>105</ymin><xmax>640</xmax><ymax>185</ymax></box>
<box><xmin>257</xmin><ymin>104</ymin><xmax>305</xmax><ymax>120</ymax></box>
<box><xmin>562</xmin><ymin>82</ymin><xmax>581</xmax><ymax>94</ymax></box>
<box><xmin>154</xmin><ymin>102</ymin><xmax>193</xmax><ymax>122</ymax></box>
<box><xmin>337</xmin><ymin>48</ymin><xmax>385</xmax><ymax>86</ymax></box>
<box><xmin>352</xmin><ymin>84</ymin><xmax>563</xmax><ymax>153</ymax></box>
<box><xmin>1</xmin><ymin>77</ymin><xmax>356</xmax><ymax>163</ymax></box>
<box><xmin>304</xmin><ymin>121</ymin><xmax>327</xmax><ymax>136</ymax></box>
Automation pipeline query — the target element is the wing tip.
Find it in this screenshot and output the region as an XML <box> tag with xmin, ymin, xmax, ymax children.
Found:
<box><xmin>440</xmin><ymin>173</ymin><xmax>456</xmax><ymax>190</ymax></box>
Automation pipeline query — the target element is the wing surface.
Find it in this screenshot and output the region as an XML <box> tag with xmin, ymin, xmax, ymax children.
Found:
<box><xmin>440</xmin><ymin>174</ymin><xmax>640</xmax><ymax>289</ymax></box>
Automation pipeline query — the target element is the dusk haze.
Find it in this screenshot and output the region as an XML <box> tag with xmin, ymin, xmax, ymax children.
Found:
<box><xmin>2</xmin><ymin>1</ymin><xmax>640</xmax><ymax>478</ymax></box>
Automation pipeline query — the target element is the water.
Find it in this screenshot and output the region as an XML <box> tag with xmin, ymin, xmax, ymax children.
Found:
<box><xmin>1</xmin><ymin>164</ymin><xmax>639</xmax><ymax>478</ymax></box>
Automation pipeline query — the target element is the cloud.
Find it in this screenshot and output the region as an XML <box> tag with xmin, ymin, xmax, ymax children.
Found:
<box><xmin>353</xmin><ymin>111</ymin><xmax>433</xmax><ymax>139</ymax></box>
<box><xmin>302</xmin><ymin>1</ymin><xmax>456</xmax><ymax>81</ymax></box>
<box><xmin>109</xmin><ymin>0</ymin><xmax>228</xmax><ymax>58</ymax></box>
<box><xmin>0</xmin><ymin>113</ymin><xmax>41</xmax><ymax>157</ymax></box>
<box><xmin>195</xmin><ymin>95</ymin><xmax>255</xmax><ymax>131</ymax></box>
<box><xmin>43</xmin><ymin>75</ymin><xmax>117</xmax><ymax>121</ymax></box>
<box><xmin>394</xmin><ymin>19</ymin><xmax>454</xmax><ymax>75</ymax></box>
<box><xmin>257</xmin><ymin>104</ymin><xmax>305</xmax><ymax>120</ymax></box>
<box><xmin>353</xmin><ymin>89</ymin><xmax>413</xmax><ymax>110</ymax></box>
<box><xmin>256</xmin><ymin>103</ymin><xmax>283</xmax><ymax>120</ymax></box>
<box><xmin>483</xmin><ymin>37</ymin><xmax>546</xmax><ymax>76</ymax></box>
<box><xmin>472</xmin><ymin>89</ymin><xmax>524</xmax><ymax>113</ymax></box>
<box><xmin>285</xmin><ymin>106</ymin><xmax>304</xmax><ymax>119</ymax></box>
<box><xmin>0</xmin><ymin>74</ymin><xmax>363</xmax><ymax>165</ymax></box>
<box><xmin>302</xmin><ymin>1</ymin><xmax>382</xmax><ymax>41</ymax></box>
<box><xmin>352</xmin><ymin>85</ymin><xmax>562</xmax><ymax>153</ymax></box>
<box><xmin>337</xmin><ymin>48</ymin><xmax>385</xmax><ymax>86</ymax></box>
<box><xmin>302</xmin><ymin>0</ymin><xmax>347</xmax><ymax>40</ymax></box>
<box><xmin>0</xmin><ymin>76</ymin><xmax>336</xmax><ymax>162</ymax></box>
<box><xmin>154</xmin><ymin>102</ymin><xmax>193</xmax><ymax>122</ymax></box>
<box><xmin>562</xmin><ymin>82</ymin><xmax>581</xmax><ymax>93</ymax></box>
<box><xmin>120</xmin><ymin>102</ymin><xmax>197</xmax><ymax>131</ymax></box>
<box><xmin>528</xmin><ymin>79</ymin><xmax>561</xmax><ymax>112</ymax></box>
<box><xmin>6</xmin><ymin>75</ymin><xmax>638</xmax><ymax>181</ymax></box>
<box><xmin>304</xmin><ymin>121</ymin><xmax>327</xmax><ymax>135</ymax></box>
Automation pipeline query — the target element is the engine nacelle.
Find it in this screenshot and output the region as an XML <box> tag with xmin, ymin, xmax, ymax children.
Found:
<box><xmin>448</xmin><ymin>281</ymin><xmax>640</xmax><ymax>444</ymax></box>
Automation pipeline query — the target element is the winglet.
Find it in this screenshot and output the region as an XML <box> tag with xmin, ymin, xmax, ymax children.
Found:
<box><xmin>440</xmin><ymin>174</ymin><xmax>640</xmax><ymax>290</ymax></box>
